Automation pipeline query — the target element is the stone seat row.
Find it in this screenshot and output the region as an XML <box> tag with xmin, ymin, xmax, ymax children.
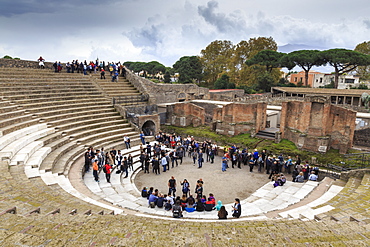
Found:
<box><xmin>315</xmin><ymin>173</ymin><xmax>370</xmax><ymax>222</ymax></box>
<box><xmin>0</xmin><ymin>207</ymin><xmax>369</xmax><ymax>246</ymax></box>
<box><xmin>0</xmin><ymin>161</ymin><xmax>108</xmax><ymax>217</ymax></box>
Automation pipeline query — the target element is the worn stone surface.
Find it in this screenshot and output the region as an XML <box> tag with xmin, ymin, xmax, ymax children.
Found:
<box><xmin>125</xmin><ymin>70</ymin><xmax>209</xmax><ymax>105</ymax></box>
<box><xmin>280</xmin><ymin>101</ymin><xmax>356</xmax><ymax>153</ymax></box>
<box><xmin>354</xmin><ymin>128</ymin><xmax>370</xmax><ymax>147</ymax></box>
<box><xmin>214</xmin><ymin>102</ymin><xmax>267</xmax><ymax>136</ymax></box>
<box><xmin>166</xmin><ymin>103</ymin><xmax>205</xmax><ymax>127</ymax></box>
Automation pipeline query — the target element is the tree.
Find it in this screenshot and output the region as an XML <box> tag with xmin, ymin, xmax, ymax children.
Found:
<box><xmin>245</xmin><ymin>50</ymin><xmax>285</xmax><ymax>73</ymax></box>
<box><xmin>321</xmin><ymin>49</ymin><xmax>370</xmax><ymax>88</ymax></box>
<box><xmin>354</xmin><ymin>41</ymin><xmax>370</xmax><ymax>81</ymax></box>
<box><xmin>199</xmin><ymin>40</ymin><xmax>234</xmax><ymax>86</ymax></box>
<box><xmin>280</xmin><ymin>50</ymin><xmax>324</xmax><ymax>87</ymax></box>
<box><xmin>172</xmin><ymin>56</ymin><xmax>203</xmax><ymax>84</ymax></box>
<box><xmin>214</xmin><ymin>74</ymin><xmax>235</xmax><ymax>89</ymax></box>
<box><xmin>256</xmin><ymin>72</ymin><xmax>276</xmax><ymax>92</ymax></box>
<box><xmin>229</xmin><ymin>37</ymin><xmax>278</xmax><ymax>86</ymax></box>
<box><xmin>163</xmin><ymin>71</ymin><xmax>171</xmax><ymax>83</ymax></box>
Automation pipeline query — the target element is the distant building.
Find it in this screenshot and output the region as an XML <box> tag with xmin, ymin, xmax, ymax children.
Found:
<box><xmin>288</xmin><ymin>71</ymin><xmax>363</xmax><ymax>89</ymax></box>
<box><xmin>289</xmin><ymin>71</ymin><xmax>322</xmax><ymax>87</ymax></box>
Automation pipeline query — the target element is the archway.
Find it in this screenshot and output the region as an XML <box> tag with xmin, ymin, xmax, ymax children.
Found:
<box><xmin>142</xmin><ymin>120</ymin><xmax>156</xmax><ymax>136</ymax></box>
<box><xmin>178</xmin><ymin>92</ymin><xmax>186</xmax><ymax>102</ymax></box>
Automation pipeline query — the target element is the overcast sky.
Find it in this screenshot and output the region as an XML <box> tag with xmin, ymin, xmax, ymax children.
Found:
<box><xmin>1</xmin><ymin>0</ymin><xmax>369</xmax><ymax>67</ymax></box>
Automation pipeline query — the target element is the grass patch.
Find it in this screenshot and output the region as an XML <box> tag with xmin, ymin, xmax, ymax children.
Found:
<box><xmin>160</xmin><ymin>125</ymin><xmax>352</xmax><ymax>166</ymax></box>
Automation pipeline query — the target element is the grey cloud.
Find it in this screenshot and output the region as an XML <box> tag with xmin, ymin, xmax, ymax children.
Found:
<box><xmin>126</xmin><ymin>17</ymin><xmax>164</xmax><ymax>48</ymax></box>
<box><xmin>364</xmin><ymin>19</ymin><xmax>370</xmax><ymax>29</ymax></box>
<box><xmin>198</xmin><ymin>0</ymin><xmax>246</xmax><ymax>33</ymax></box>
<box><xmin>0</xmin><ymin>0</ymin><xmax>124</xmax><ymax>17</ymax></box>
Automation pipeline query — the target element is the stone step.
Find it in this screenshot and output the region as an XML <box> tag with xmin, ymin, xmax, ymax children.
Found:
<box><xmin>24</xmin><ymin>147</ymin><xmax>52</xmax><ymax>178</ymax></box>
<box><xmin>9</xmin><ymin>141</ymin><xmax>44</xmax><ymax>166</ymax></box>
<box><xmin>77</xmin><ymin>129</ymin><xmax>137</xmax><ymax>146</ymax></box>
<box><xmin>0</xmin><ymin>103</ymin><xmax>18</xmax><ymax>114</ymax></box>
<box><xmin>28</xmin><ymin>104</ymin><xmax>114</xmax><ymax>118</ymax></box>
<box><xmin>42</xmin><ymin>111</ymin><xmax>120</xmax><ymax>125</ymax></box>
<box><xmin>60</xmin><ymin>121</ymin><xmax>131</xmax><ymax>136</ymax></box>
<box><xmin>0</xmin><ymin>81</ymin><xmax>95</xmax><ymax>87</ymax></box>
<box><xmin>18</xmin><ymin>97</ymin><xmax>110</xmax><ymax>110</ymax></box>
<box><xmin>0</xmin><ymin>111</ymin><xmax>33</xmax><ymax>129</ymax></box>
<box><xmin>0</xmin><ymin>84</ymin><xmax>96</xmax><ymax>90</ymax></box>
<box><xmin>0</xmin><ymin>118</ymin><xmax>43</xmax><ymax>137</ymax></box>
<box><xmin>0</xmin><ymin>77</ymin><xmax>92</xmax><ymax>82</ymax></box>
<box><xmin>40</xmin><ymin>128</ymin><xmax>137</xmax><ymax>172</ymax></box>
<box><xmin>0</xmin><ymin>127</ymin><xmax>55</xmax><ymax>161</ymax></box>
<box><xmin>50</xmin><ymin>115</ymin><xmax>125</xmax><ymax>131</ymax></box>
<box><xmin>12</xmin><ymin>95</ymin><xmax>110</xmax><ymax>108</ymax></box>
<box><xmin>0</xmin><ymin>88</ymin><xmax>100</xmax><ymax>96</ymax></box>
<box><xmin>3</xmin><ymin>91</ymin><xmax>101</xmax><ymax>101</ymax></box>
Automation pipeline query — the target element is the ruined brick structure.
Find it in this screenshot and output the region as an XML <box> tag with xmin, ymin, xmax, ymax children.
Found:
<box><xmin>213</xmin><ymin>102</ymin><xmax>267</xmax><ymax>136</ymax></box>
<box><xmin>280</xmin><ymin>100</ymin><xmax>356</xmax><ymax>154</ymax></box>
<box><xmin>166</xmin><ymin>103</ymin><xmax>205</xmax><ymax>127</ymax></box>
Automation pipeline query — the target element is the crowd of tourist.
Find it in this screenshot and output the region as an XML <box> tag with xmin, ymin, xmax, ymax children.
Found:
<box><xmin>141</xmin><ymin>183</ymin><xmax>241</xmax><ymax>219</ymax></box>
<box><xmin>37</xmin><ymin>56</ymin><xmax>125</xmax><ymax>82</ymax></box>
<box><xmin>84</xmin><ymin>130</ymin><xmax>320</xmax><ymax>219</ymax></box>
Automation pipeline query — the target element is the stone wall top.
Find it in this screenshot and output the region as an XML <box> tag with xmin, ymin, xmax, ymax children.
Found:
<box><xmin>125</xmin><ymin>69</ymin><xmax>209</xmax><ymax>105</ymax></box>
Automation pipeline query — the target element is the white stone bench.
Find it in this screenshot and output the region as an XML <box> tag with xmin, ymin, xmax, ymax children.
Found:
<box><xmin>278</xmin><ymin>184</ymin><xmax>343</xmax><ymax>219</ymax></box>
<box><xmin>0</xmin><ymin>123</ymin><xmax>48</xmax><ymax>150</ymax></box>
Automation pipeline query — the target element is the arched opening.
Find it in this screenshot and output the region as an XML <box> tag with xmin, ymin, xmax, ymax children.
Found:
<box><xmin>178</xmin><ymin>92</ymin><xmax>186</xmax><ymax>102</ymax></box>
<box><xmin>142</xmin><ymin>120</ymin><xmax>156</xmax><ymax>136</ymax></box>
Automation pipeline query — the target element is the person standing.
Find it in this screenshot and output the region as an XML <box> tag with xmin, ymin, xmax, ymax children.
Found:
<box><xmin>161</xmin><ymin>154</ymin><xmax>168</xmax><ymax>172</ymax></box>
<box><xmin>127</xmin><ymin>154</ymin><xmax>133</xmax><ymax>171</ymax></box>
<box><xmin>122</xmin><ymin>156</ymin><xmax>129</xmax><ymax>178</ymax></box>
<box><xmin>140</xmin><ymin>132</ymin><xmax>146</xmax><ymax>145</ymax></box>
<box><xmin>139</xmin><ymin>151</ymin><xmax>146</xmax><ymax>170</ymax></box>
<box><xmin>124</xmin><ymin>135</ymin><xmax>131</xmax><ymax>149</ymax></box>
<box><xmin>196</xmin><ymin>183</ymin><xmax>203</xmax><ymax>199</ymax></box>
<box><xmin>222</xmin><ymin>154</ymin><xmax>228</xmax><ymax>172</ymax></box>
<box><xmin>232</xmin><ymin>198</ymin><xmax>241</xmax><ymax>218</ymax></box>
<box><xmin>168</xmin><ymin>176</ymin><xmax>176</xmax><ymax>197</ymax></box>
<box><xmin>84</xmin><ymin>148</ymin><xmax>91</xmax><ymax>173</ymax></box>
<box><xmin>181</xmin><ymin>179</ymin><xmax>190</xmax><ymax>197</ymax></box>
<box><xmin>198</xmin><ymin>150</ymin><xmax>203</xmax><ymax>168</ymax></box>
<box><xmin>92</xmin><ymin>158</ymin><xmax>99</xmax><ymax>182</ymax></box>
<box><xmin>191</xmin><ymin>150</ymin><xmax>197</xmax><ymax>165</ymax></box>
<box><xmin>249</xmin><ymin>157</ymin><xmax>255</xmax><ymax>172</ymax></box>
<box><xmin>100</xmin><ymin>68</ymin><xmax>106</xmax><ymax>79</ymax></box>
<box><xmin>144</xmin><ymin>155</ymin><xmax>150</xmax><ymax>173</ymax></box>
<box><xmin>152</xmin><ymin>157</ymin><xmax>160</xmax><ymax>175</ymax></box>
<box><xmin>104</xmin><ymin>163</ymin><xmax>112</xmax><ymax>183</ymax></box>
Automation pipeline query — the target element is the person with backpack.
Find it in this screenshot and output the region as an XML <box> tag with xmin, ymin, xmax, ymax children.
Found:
<box><xmin>103</xmin><ymin>163</ymin><xmax>112</xmax><ymax>183</ymax></box>
<box><xmin>172</xmin><ymin>200</ymin><xmax>183</xmax><ymax>218</ymax></box>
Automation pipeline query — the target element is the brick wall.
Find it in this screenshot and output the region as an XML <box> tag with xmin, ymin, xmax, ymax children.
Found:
<box><xmin>280</xmin><ymin>101</ymin><xmax>356</xmax><ymax>153</ymax></box>
<box><xmin>354</xmin><ymin>128</ymin><xmax>370</xmax><ymax>147</ymax></box>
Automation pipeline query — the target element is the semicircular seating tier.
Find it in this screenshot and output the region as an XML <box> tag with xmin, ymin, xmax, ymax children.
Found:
<box><xmin>0</xmin><ymin>67</ymin><xmax>369</xmax><ymax>246</ymax></box>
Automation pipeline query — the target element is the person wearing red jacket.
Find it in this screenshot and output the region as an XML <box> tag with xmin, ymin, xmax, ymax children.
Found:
<box><xmin>104</xmin><ymin>163</ymin><xmax>112</xmax><ymax>183</ymax></box>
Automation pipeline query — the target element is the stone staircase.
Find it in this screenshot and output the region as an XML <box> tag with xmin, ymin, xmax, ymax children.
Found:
<box><xmin>93</xmin><ymin>73</ymin><xmax>148</xmax><ymax>106</ymax></box>
<box><xmin>255</xmin><ymin>128</ymin><xmax>278</xmax><ymax>140</ymax></box>
<box><xmin>0</xmin><ymin>68</ymin><xmax>141</xmax><ymax>177</ymax></box>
